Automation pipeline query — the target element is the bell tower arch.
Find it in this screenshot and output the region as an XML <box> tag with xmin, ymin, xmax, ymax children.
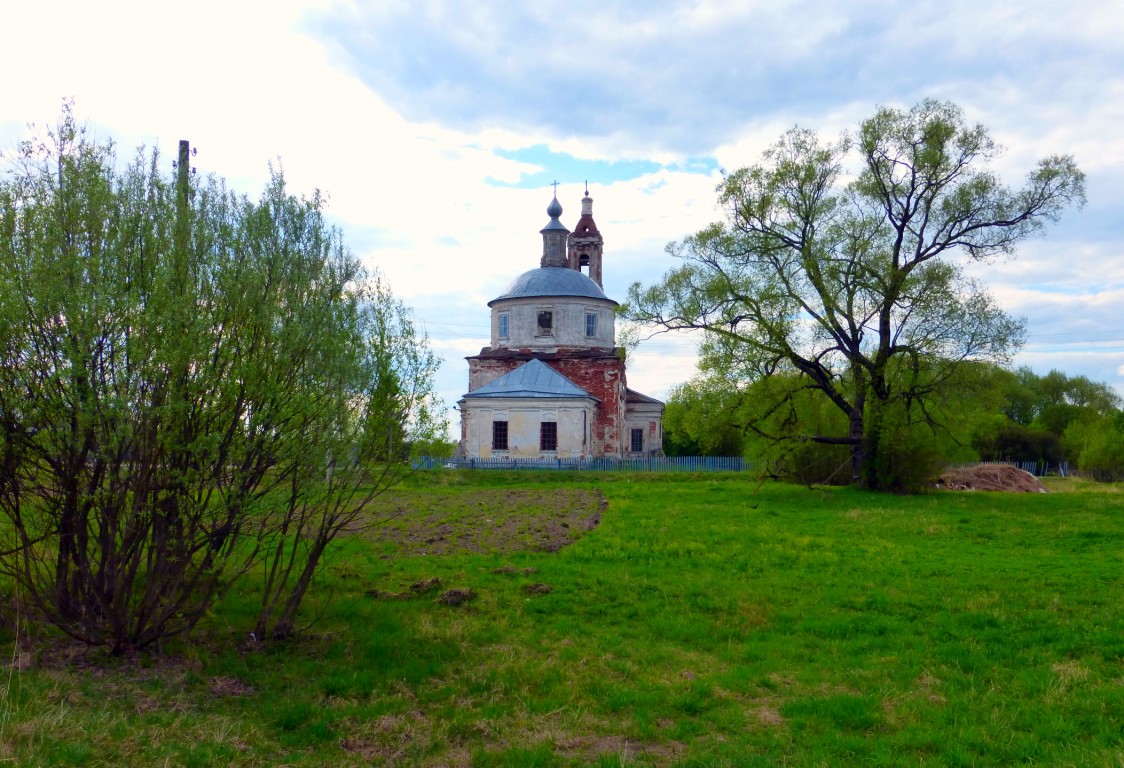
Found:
<box><xmin>568</xmin><ymin>184</ymin><xmax>604</xmax><ymax>287</ymax></box>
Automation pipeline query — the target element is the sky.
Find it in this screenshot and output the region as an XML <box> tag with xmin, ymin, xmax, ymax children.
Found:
<box><xmin>3</xmin><ymin>0</ymin><xmax>1123</xmax><ymax>435</ymax></box>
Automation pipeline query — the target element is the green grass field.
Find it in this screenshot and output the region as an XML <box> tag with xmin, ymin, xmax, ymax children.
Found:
<box><xmin>2</xmin><ymin>472</ymin><xmax>1122</xmax><ymax>766</ymax></box>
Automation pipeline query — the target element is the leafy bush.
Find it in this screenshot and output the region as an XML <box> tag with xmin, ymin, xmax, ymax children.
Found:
<box><xmin>0</xmin><ymin>106</ymin><xmax>443</xmax><ymax>651</ymax></box>
<box><xmin>1065</xmin><ymin>417</ymin><xmax>1124</xmax><ymax>481</ymax></box>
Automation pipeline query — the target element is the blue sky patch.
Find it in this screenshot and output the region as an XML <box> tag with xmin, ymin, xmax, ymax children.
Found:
<box><xmin>484</xmin><ymin>145</ymin><xmax>718</xmax><ymax>189</ymax></box>
<box><xmin>486</xmin><ymin>145</ymin><xmax>662</xmax><ymax>188</ymax></box>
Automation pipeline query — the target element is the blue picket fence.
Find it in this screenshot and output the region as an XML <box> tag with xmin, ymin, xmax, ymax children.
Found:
<box><xmin>414</xmin><ymin>456</ymin><xmax>752</xmax><ymax>473</ymax></box>
<box><xmin>418</xmin><ymin>456</ymin><xmax>1071</xmax><ymax>477</ymax></box>
<box><xmin>949</xmin><ymin>460</ymin><xmax>1070</xmax><ymax>477</ymax></box>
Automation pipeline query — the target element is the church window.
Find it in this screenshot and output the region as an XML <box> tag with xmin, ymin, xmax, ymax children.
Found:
<box><xmin>498</xmin><ymin>312</ymin><xmax>509</xmax><ymax>340</ymax></box>
<box><xmin>585</xmin><ymin>312</ymin><xmax>597</xmax><ymax>337</ymax></box>
<box><xmin>630</xmin><ymin>428</ymin><xmax>644</xmax><ymax>453</ymax></box>
<box><xmin>492</xmin><ymin>420</ymin><xmax>509</xmax><ymax>450</ymax></box>
<box><xmin>537</xmin><ymin>309</ymin><xmax>553</xmax><ymax>336</ymax></box>
<box><xmin>540</xmin><ymin>421</ymin><xmax>557</xmax><ymax>451</ymax></box>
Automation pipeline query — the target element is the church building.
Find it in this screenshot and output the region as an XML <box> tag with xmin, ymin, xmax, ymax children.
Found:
<box><xmin>457</xmin><ymin>188</ymin><xmax>664</xmax><ymax>459</ymax></box>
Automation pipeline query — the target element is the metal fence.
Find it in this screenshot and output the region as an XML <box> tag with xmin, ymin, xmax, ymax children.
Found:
<box><xmin>948</xmin><ymin>460</ymin><xmax>1070</xmax><ymax>477</ymax></box>
<box><xmin>414</xmin><ymin>456</ymin><xmax>752</xmax><ymax>473</ymax></box>
<box><xmin>418</xmin><ymin>456</ymin><xmax>1071</xmax><ymax>477</ymax></box>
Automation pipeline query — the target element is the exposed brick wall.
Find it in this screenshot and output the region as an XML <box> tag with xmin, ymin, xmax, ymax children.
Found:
<box><xmin>551</xmin><ymin>356</ymin><xmax>625</xmax><ymax>456</ymax></box>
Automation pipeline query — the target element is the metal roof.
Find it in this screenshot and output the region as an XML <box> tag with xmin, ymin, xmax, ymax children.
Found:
<box><xmin>489</xmin><ymin>267</ymin><xmax>615</xmax><ymax>306</ymax></box>
<box><xmin>463</xmin><ymin>359</ymin><xmax>597</xmax><ymax>400</ymax></box>
<box><xmin>625</xmin><ymin>388</ymin><xmax>665</xmax><ymax>405</ymax></box>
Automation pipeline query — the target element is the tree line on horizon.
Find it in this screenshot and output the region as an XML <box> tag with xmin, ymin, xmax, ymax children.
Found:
<box><xmin>659</xmin><ymin>363</ymin><xmax>1124</xmax><ymax>486</ymax></box>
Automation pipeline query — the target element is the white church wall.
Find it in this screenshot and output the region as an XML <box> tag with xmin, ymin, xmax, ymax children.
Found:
<box><xmin>461</xmin><ymin>398</ymin><xmax>597</xmax><ymax>459</ymax></box>
<box><xmin>624</xmin><ymin>402</ymin><xmax>665</xmax><ymax>456</ymax></box>
<box><xmin>491</xmin><ymin>298</ymin><xmax>615</xmax><ymax>350</ymax></box>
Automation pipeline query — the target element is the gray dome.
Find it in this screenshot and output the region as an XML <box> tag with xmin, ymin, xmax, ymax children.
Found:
<box><xmin>489</xmin><ymin>267</ymin><xmax>616</xmax><ymax>306</ymax></box>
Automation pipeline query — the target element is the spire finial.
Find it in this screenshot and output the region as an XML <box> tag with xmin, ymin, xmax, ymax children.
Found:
<box><xmin>584</xmin><ymin>180</ymin><xmax>589</xmax><ymax>196</ymax></box>
<box><xmin>552</xmin><ymin>180</ymin><xmax>559</xmax><ymax>196</ymax></box>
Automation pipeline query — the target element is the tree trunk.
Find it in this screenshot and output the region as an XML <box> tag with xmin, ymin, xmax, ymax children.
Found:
<box><xmin>861</xmin><ymin>395</ymin><xmax>887</xmax><ymax>491</ymax></box>
<box><xmin>849</xmin><ymin>418</ymin><xmax>865</xmax><ymax>486</ymax></box>
<box><xmin>269</xmin><ymin>541</ymin><xmax>327</xmax><ymax>641</ymax></box>
<box><xmin>849</xmin><ymin>379</ymin><xmax>867</xmax><ymax>485</ymax></box>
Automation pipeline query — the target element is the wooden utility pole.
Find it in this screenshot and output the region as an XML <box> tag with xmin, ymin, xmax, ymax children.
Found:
<box><xmin>174</xmin><ymin>140</ymin><xmax>190</xmax><ymax>245</ymax></box>
<box><xmin>173</xmin><ymin>140</ymin><xmax>191</xmax><ymax>293</ymax></box>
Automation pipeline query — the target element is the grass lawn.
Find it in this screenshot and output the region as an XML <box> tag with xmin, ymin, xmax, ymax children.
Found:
<box><xmin>1</xmin><ymin>472</ymin><xmax>1122</xmax><ymax>766</ymax></box>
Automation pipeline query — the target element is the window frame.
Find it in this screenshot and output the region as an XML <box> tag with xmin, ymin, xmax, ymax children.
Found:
<box><xmin>585</xmin><ymin>311</ymin><xmax>598</xmax><ymax>338</ymax></box>
<box><xmin>497</xmin><ymin>312</ymin><xmax>509</xmax><ymax>340</ymax></box>
<box><xmin>540</xmin><ymin>420</ymin><xmax>558</xmax><ymax>451</ymax></box>
<box><xmin>630</xmin><ymin>428</ymin><xmax>644</xmax><ymax>453</ymax></box>
<box><xmin>492</xmin><ymin>420</ymin><xmax>509</xmax><ymax>451</ymax></box>
<box><xmin>536</xmin><ymin>307</ymin><xmax>554</xmax><ymax>337</ymax></box>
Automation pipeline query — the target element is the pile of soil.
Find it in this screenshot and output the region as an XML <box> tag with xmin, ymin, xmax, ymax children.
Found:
<box><xmin>937</xmin><ymin>465</ymin><xmax>1047</xmax><ymax>492</ymax></box>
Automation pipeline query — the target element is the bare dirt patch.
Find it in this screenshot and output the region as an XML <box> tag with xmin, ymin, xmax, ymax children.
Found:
<box><xmin>210</xmin><ymin>676</ymin><xmax>255</xmax><ymax>697</ymax></box>
<box><xmin>338</xmin><ymin>711</ymin><xmax>434</xmax><ymax>764</ymax></box>
<box><xmin>553</xmin><ymin>734</ymin><xmax>687</xmax><ymax>764</ymax></box>
<box><xmin>410</xmin><ymin>577</ymin><xmax>443</xmax><ymax>593</ymax></box>
<box><xmin>755</xmin><ymin>706</ymin><xmax>785</xmax><ymax>727</ymax></box>
<box><xmin>361</xmin><ymin>488</ymin><xmax>606</xmax><ymax>557</ymax></box>
<box><xmin>437</xmin><ymin>588</ymin><xmax>476</xmax><ymax>607</ymax></box>
<box><xmin>937</xmin><ymin>465</ymin><xmax>1047</xmax><ymax>493</ymax></box>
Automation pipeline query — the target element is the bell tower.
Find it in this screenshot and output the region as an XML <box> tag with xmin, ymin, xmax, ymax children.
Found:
<box><xmin>568</xmin><ymin>184</ymin><xmax>604</xmax><ymax>287</ymax></box>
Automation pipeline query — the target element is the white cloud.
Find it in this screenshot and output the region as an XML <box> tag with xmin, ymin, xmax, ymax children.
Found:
<box><xmin>626</xmin><ymin>330</ymin><xmax>703</xmax><ymax>401</ymax></box>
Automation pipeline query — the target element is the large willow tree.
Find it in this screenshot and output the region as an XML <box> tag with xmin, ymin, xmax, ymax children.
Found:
<box><xmin>0</xmin><ymin>106</ymin><xmax>443</xmax><ymax>652</ymax></box>
<box><xmin>627</xmin><ymin>100</ymin><xmax>1085</xmax><ymax>490</ymax></box>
